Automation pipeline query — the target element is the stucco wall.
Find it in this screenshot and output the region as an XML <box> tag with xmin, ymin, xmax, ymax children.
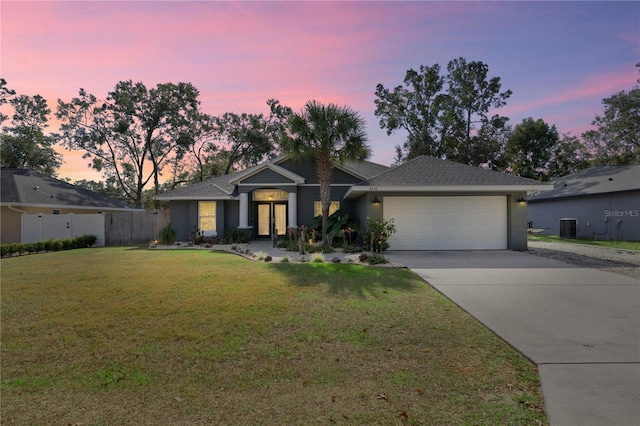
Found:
<box><xmin>277</xmin><ymin>159</ymin><xmax>364</xmax><ymax>185</ymax></box>
<box><xmin>508</xmin><ymin>193</ymin><xmax>529</xmax><ymax>250</ymax></box>
<box><xmin>528</xmin><ymin>191</ymin><xmax>640</xmax><ymax>241</ymax></box>
<box><xmin>168</xmin><ymin>201</ymin><xmax>198</xmax><ymax>242</ymax></box>
<box><xmin>241</xmin><ymin>169</ymin><xmax>296</xmax><ymax>184</ymax></box>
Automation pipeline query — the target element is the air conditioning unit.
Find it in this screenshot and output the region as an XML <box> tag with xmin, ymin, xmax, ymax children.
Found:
<box><xmin>559</xmin><ymin>218</ymin><xmax>577</xmax><ymax>239</ymax></box>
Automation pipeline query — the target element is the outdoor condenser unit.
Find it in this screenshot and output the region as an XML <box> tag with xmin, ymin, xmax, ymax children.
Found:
<box><xmin>559</xmin><ymin>218</ymin><xmax>577</xmax><ymax>239</ymax></box>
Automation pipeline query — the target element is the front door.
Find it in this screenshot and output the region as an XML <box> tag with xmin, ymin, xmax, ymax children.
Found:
<box><xmin>257</xmin><ymin>203</ymin><xmax>287</xmax><ymax>237</ymax></box>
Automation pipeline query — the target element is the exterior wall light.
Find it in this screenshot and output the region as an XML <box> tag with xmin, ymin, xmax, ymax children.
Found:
<box><xmin>372</xmin><ymin>196</ymin><xmax>381</xmax><ymax>205</ymax></box>
<box><xmin>517</xmin><ymin>195</ymin><xmax>526</xmax><ymax>203</ymax></box>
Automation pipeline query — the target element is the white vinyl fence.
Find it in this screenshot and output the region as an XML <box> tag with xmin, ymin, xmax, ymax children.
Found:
<box><xmin>21</xmin><ymin>213</ymin><xmax>106</xmax><ymax>246</ymax></box>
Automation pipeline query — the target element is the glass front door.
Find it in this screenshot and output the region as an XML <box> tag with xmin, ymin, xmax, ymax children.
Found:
<box><xmin>257</xmin><ymin>203</ymin><xmax>287</xmax><ymax>237</ymax></box>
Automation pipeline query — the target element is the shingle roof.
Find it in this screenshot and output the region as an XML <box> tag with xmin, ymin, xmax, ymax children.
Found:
<box><xmin>1</xmin><ymin>168</ymin><xmax>140</xmax><ymax>210</ymax></box>
<box><xmin>156</xmin><ymin>157</ymin><xmax>391</xmax><ymax>200</ymax></box>
<box><xmin>529</xmin><ymin>164</ymin><xmax>640</xmax><ymax>201</ymax></box>
<box><xmin>154</xmin><ymin>173</ymin><xmax>235</xmax><ymax>200</ymax></box>
<box><xmin>341</xmin><ymin>160</ymin><xmax>390</xmax><ymax>179</ymax></box>
<box><xmin>363</xmin><ymin>155</ymin><xmax>543</xmax><ymax>186</ymax></box>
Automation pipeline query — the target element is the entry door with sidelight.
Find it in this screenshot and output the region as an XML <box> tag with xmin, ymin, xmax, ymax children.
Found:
<box><xmin>257</xmin><ymin>203</ymin><xmax>287</xmax><ymax>237</ymax></box>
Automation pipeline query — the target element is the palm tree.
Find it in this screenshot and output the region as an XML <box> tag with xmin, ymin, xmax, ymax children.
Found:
<box><xmin>282</xmin><ymin>100</ymin><xmax>370</xmax><ymax>245</ymax></box>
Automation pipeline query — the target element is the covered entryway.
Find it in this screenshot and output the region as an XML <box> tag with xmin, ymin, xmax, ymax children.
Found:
<box><xmin>384</xmin><ymin>195</ymin><xmax>507</xmax><ymax>250</ymax></box>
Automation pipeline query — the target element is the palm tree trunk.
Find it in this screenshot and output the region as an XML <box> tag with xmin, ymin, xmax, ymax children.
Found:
<box><xmin>315</xmin><ymin>151</ymin><xmax>333</xmax><ymax>246</ymax></box>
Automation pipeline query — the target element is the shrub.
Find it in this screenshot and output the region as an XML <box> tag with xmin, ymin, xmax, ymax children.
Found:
<box><xmin>280</xmin><ymin>256</ymin><xmax>290</xmax><ymax>263</ymax></box>
<box><xmin>78</xmin><ymin>234</ymin><xmax>98</xmax><ymax>247</ymax></box>
<box><xmin>221</xmin><ymin>228</ymin><xmax>250</xmax><ymax>244</ymax></box>
<box><xmin>50</xmin><ymin>239</ymin><xmax>64</xmax><ymax>252</ymax></box>
<box><xmin>254</xmin><ymin>251</ymin><xmax>267</xmax><ymax>260</ymax></box>
<box><xmin>343</xmin><ymin>245</ymin><xmax>363</xmax><ymax>253</ymax></box>
<box><xmin>365</xmin><ymin>217</ymin><xmax>397</xmax><ymax>253</ymax></box>
<box><xmin>366</xmin><ymin>253</ymin><xmax>389</xmax><ymax>265</ymax></box>
<box><xmin>310</xmin><ymin>252</ymin><xmax>325</xmax><ymax>263</ymax></box>
<box><xmin>307</xmin><ymin>243</ymin><xmax>333</xmax><ymax>254</ymax></box>
<box><xmin>159</xmin><ymin>223</ymin><xmax>177</xmax><ymax>245</ymax></box>
<box><xmin>61</xmin><ymin>238</ymin><xmax>76</xmax><ymax>251</ymax></box>
<box><xmin>0</xmin><ymin>235</ymin><xmax>98</xmax><ymax>258</ymax></box>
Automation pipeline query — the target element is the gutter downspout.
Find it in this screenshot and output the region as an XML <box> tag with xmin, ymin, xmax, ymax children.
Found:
<box><xmin>7</xmin><ymin>204</ymin><xmax>28</xmax><ymax>214</ymax></box>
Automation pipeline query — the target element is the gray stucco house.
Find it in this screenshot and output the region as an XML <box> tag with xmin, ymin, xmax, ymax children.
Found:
<box><xmin>155</xmin><ymin>155</ymin><xmax>551</xmax><ymax>250</ymax></box>
<box><xmin>528</xmin><ymin>164</ymin><xmax>640</xmax><ymax>241</ymax></box>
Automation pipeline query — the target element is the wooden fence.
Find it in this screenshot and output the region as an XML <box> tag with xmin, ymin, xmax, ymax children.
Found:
<box><xmin>105</xmin><ymin>210</ymin><xmax>170</xmax><ymax>246</ymax></box>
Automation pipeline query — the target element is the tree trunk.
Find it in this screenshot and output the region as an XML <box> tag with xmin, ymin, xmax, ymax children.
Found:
<box><xmin>315</xmin><ymin>152</ymin><xmax>333</xmax><ymax>246</ymax></box>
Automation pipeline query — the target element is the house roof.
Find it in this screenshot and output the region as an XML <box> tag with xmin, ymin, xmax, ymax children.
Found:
<box><xmin>229</xmin><ymin>162</ymin><xmax>306</xmax><ymax>185</ymax></box>
<box><xmin>154</xmin><ymin>173</ymin><xmax>236</xmax><ymax>201</ymax></box>
<box><xmin>528</xmin><ymin>164</ymin><xmax>640</xmax><ymax>202</ymax></box>
<box><xmin>1</xmin><ymin>168</ymin><xmax>141</xmax><ymax>211</ymax></box>
<box><xmin>344</xmin><ymin>155</ymin><xmax>552</xmax><ymax>198</ymax></box>
<box><xmin>339</xmin><ymin>160</ymin><xmax>390</xmax><ymax>180</ymax></box>
<box><xmin>155</xmin><ymin>157</ymin><xmax>390</xmax><ymax>201</ymax></box>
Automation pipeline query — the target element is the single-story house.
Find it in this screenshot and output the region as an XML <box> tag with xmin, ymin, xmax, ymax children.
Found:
<box><xmin>155</xmin><ymin>155</ymin><xmax>551</xmax><ymax>250</ymax></box>
<box><xmin>1</xmin><ymin>168</ymin><xmax>142</xmax><ymax>244</ymax></box>
<box><xmin>527</xmin><ymin>164</ymin><xmax>640</xmax><ymax>241</ymax></box>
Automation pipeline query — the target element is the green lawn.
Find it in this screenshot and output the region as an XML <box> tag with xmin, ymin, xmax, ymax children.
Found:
<box><xmin>1</xmin><ymin>248</ymin><xmax>547</xmax><ymax>425</ymax></box>
<box><xmin>528</xmin><ymin>234</ymin><xmax>640</xmax><ymax>251</ymax></box>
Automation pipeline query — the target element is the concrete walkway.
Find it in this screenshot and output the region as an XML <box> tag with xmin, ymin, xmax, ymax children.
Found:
<box><xmin>384</xmin><ymin>250</ymin><xmax>640</xmax><ymax>426</ymax></box>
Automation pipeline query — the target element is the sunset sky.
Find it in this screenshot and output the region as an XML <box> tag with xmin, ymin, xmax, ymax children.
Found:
<box><xmin>2</xmin><ymin>1</ymin><xmax>639</xmax><ymax>182</ymax></box>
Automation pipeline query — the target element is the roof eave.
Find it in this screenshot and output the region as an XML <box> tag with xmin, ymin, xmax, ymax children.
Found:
<box><xmin>1</xmin><ymin>202</ymin><xmax>143</xmax><ymax>212</ymax></box>
<box><xmin>344</xmin><ymin>184</ymin><xmax>554</xmax><ymax>199</ymax></box>
<box><xmin>153</xmin><ymin>195</ymin><xmax>239</xmax><ymax>201</ymax></box>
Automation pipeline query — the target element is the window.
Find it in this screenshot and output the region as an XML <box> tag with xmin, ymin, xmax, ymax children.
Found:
<box><xmin>252</xmin><ymin>189</ymin><xmax>288</xmax><ymax>201</ymax></box>
<box><xmin>314</xmin><ymin>201</ymin><xmax>339</xmax><ymax>217</ymax></box>
<box><xmin>198</xmin><ymin>201</ymin><xmax>217</xmax><ymax>235</ymax></box>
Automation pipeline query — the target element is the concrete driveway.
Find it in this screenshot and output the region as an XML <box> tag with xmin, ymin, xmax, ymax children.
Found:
<box><xmin>384</xmin><ymin>250</ymin><xmax>640</xmax><ymax>426</ymax></box>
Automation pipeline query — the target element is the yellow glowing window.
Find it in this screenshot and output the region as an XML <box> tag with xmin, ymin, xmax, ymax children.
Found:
<box><xmin>313</xmin><ymin>201</ymin><xmax>339</xmax><ymax>217</ymax></box>
<box><xmin>198</xmin><ymin>201</ymin><xmax>216</xmax><ymax>234</ymax></box>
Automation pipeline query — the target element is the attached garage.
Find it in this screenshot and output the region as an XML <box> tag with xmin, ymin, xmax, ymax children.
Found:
<box><xmin>344</xmin><ymin>156</ymin><xmax>553</xmax><ymax>251</ymax></box>
<box><xmin>384</xmin><ymin>196</ymin><xmax>507</xmax><ymax>250</ymax></box>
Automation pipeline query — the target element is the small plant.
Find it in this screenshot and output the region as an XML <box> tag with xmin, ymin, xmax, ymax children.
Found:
<box><xmin>343</xmin><ymin>245</ymin><xmax>363</xmax><ymax>253</ymax></box>
<box><xmin>366</xmin><ymin>217</ymin><xmax>397</xmax><ymax>253</ymax></box>
<box><xmin>366</xmin><ymin>253</ymin><xmax>389</xmax><ymax>265</ymax></box>
<box><xmin>189</xmin><ymin>227</ymin><xmax>204</xmax><ymax>245</ymax></box>
<box><xmin>310</xmin><ymin>252</ymin><xmax>325</xmax><ymax>263</ymax></box>
<box><xmin>280</xmin><ymin>256</ymin><xmax>290</xmax><ymax>263</ymax></box>
<box><xmin>230</xmin><ymin>244</ymin><xmax>237</xmax><ymax>251</ymax></box>
<box><xmin>254</xmin><ymin>251</ymin><xmax>267</xmax><ymax>260</ymax></box>
<box><xmin>159</xmin><ymin>223</ymin><xmax>177</xmax><ymax>245</ymax></box>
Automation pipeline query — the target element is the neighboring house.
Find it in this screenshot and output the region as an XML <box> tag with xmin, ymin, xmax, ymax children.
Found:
<box><xmin>528</xmin><ymin>164</ymin><xmax>640</xmax><ymax>241</ymax></box>
<box><xmin>1</xmin><ymin>168</ymin><xmax>142</xmax><ymax>244</ymax></box>
<box><xmin>156</xmin><ymin>155</ymin><xmax>551</xmax><ymax>250</ymax></box>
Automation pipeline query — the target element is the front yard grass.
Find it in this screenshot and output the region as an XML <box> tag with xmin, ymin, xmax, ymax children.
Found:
<box><xmin>1</xmin><ymin>247</ymin><xmax>547</xmax><ymax>425</ymax></box>
<box><xmin>528</xmin><ymin>234</ymin><xmax>640</xmax><ymax>251</ymax></box>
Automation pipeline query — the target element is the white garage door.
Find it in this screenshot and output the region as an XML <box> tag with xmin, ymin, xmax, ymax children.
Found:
<box><xmin>384</xmin><ymin>196</ymin><xmax>507</xmax><ymax>250</ymax></box>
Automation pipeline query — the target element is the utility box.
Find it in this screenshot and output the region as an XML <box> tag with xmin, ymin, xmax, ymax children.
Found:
<box><xmin>559</xmin><ymin>218</ymin><xmax>577</xmax><ymax>239</ymax></box>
